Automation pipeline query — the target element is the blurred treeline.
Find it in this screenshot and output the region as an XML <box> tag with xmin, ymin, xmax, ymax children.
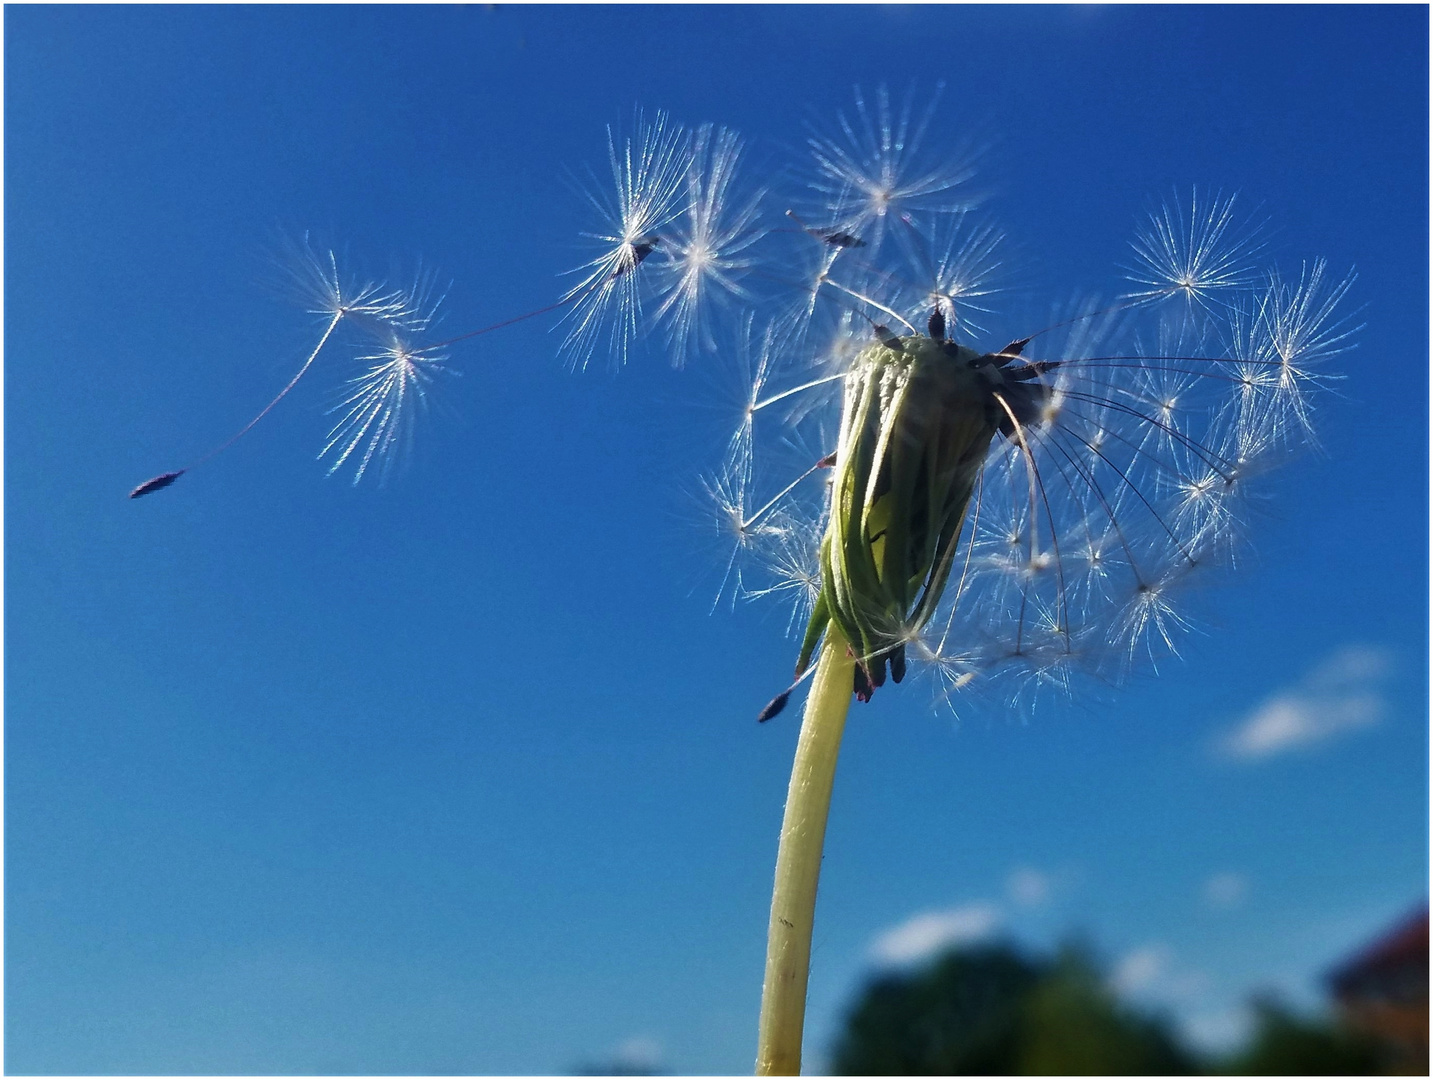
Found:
<box><xmin>830</xmin><ymin>941</ymin><xmax>1392</xmax><ymax>1076</ymax></box>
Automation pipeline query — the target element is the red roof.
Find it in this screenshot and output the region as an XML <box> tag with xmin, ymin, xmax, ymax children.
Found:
<box><xmin>1329</xmin><ymin>907</ymin><xmax>1429</xmax><ymax>993</ymax></box>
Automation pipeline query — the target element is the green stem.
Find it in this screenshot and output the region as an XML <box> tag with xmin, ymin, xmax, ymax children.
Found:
<box><xmin>756</xmin><ymin>628</ymin><xmax>856</xmax><ymax>1076</ymax></box>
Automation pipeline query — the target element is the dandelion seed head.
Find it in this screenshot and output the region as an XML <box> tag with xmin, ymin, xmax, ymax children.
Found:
<box><xmin>543</xmin><ymin>90</ymin><xmax>1354</xmax><ymax>716</ymax></box>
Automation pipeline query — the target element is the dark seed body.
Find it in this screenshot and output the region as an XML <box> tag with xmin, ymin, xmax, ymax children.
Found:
<box><xmin>758</xmin><ymin>691</ymin><xmax>791</xmax><ymax>723</ymax></box>
<box><xmin>129</xmin><ymin>471</ymin><xmax>184</xmax><ymax>498</ymax></box>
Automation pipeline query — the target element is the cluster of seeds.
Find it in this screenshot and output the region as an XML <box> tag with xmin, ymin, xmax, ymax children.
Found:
<box><xmin>132</xmin><ymin>86</ymin><xmax>1356</xmax><ymax>719</ymax></box>
<box><xmin>557</xmin><ymin>87</ymin><xmax>1356</xmax><ymax>712</ymax></box>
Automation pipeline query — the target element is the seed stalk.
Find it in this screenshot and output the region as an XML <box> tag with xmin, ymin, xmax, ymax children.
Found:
<box><xmin>756</xmin><ymin>628</ymin><xmax>856</xmax><ymax>1076</ymax></box>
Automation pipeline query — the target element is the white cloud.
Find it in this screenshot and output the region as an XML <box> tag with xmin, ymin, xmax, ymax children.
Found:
<box><xmin>1110</xmin><ymin>944</ymin><xmax>1210</xmax><ymax>1003</ymax></box>
<box><xmin>1202</xmin><ymin>872</ymin><xmax>1248</xmax><ymax>909</ymax></box>
<box><xmin>1181</xmin><ymin>1007</ymin><xmax>1254</xmax><ymax>1053</ymax></box>
<box><xmin>868</xmin><ymin>903</ymin><xmax>1001</xmax><ymax>966</ymax></box>
<box><xmin>1219</xmin><ymin>645</ymin><xmax>1390</xmax><ymax>760</ymax></box>
<box><xmin>1109</xmin><ymin>944</ymin><xmax>1171</xmax><ymax>995</ymax></box>
<box><xmin>1006</xmin><ymin>867</ymin><xmax>1051</xmax><ymax>907</ymax></box>
<box><xmin>608</xmin><ymin>1036</ymin><xmax>663</xmax><ymax>1074</ymax></box>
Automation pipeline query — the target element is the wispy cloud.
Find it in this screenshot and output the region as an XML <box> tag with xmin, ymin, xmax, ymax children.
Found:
<box><xmin>867</xmin><ymin>903</ymin><xmax>1002</xmax><ymax>966</ymax></box>
<box><xmin>1182</xmin><ymin>1007</ymin><xmax>1254</xmax><ymax>1053</ymax></box>
<box><xmin>1218</xmin><ymin>645</ymin><xmax>1390</xmax><ymax>760</ymax></box>
<box><xmin>1109</xmin><ymin>944</ymin><xmax>1172</xmax><ymax>995</ymax></box>
<box><xmin>1110</xmin><ymin>943</ymin><xmax>1209</xmax><ymax>1002</ymax></box>
<box><xmin>577</xmin><ymin>1035</ymin><xmax>664</xmax><ymax>1076</ymax></box>
<box><xmin>1202</xmin><ymin>872</ymin><xmax>1248</xmax><ymax>909</ymax></box>
<box><xmin>613</xmin><ymin>1036</ymin><xmax>663</xmax><ymax>1072</ymax></box>
<box><xmin>1006</xmin><ymin>867</ymin><xmax>1051</xmax><ymax>907</ymax></box>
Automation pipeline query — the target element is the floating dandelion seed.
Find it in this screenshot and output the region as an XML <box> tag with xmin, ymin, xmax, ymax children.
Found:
<box><xmin>1260</xmin><ymin>258</ymin><xmax>1359</xmax><ymax>441</ymax></box>
<box><xmin>128</xmin><ymin>471</ymin><xmax>184</xmax><ymax>498</ymax></box>
<box><xmin>132</xmin><ymin>111</ymin><xmax>759</xmax><ymax>495</ymax></box>
<box><xmin>1125</xmin><ymin>188</ymin><xmax>1263</xmax><ymax>309</ymax></box>
<box><xmin>135</xmin><ymin>113</ymin><xmax>724</xmax><ymax>499</ymax></box>
<box><xmin>560</xmin><ymin>115</ymin><xmax>767</xmax><ymax>370</ymax></box>
<box><xmin>559</xmin><ymin>110</ymin><xmax>694</xmax><ymax>370</ymax></box>
<box><xmin>280</xmin><ymin>233</ymin><xmax>431</xmax><ymax>329</ymax></box>
<box><xmin>321</xmin><ymin>331</ymin><xmax>452</xmax><ymax>485</ymax></box>
<box><xmin>129</xmin><ymin>236</ymin><xmax>445</xmax><ymax>497</ymax></box>
<box><xmin>806</xmin><ymin>83</ymin><xmax>977</xmax><ymax>255</ymax></box>
<box><xmin>651</xmin><ymin>123</ymin><xmax>767</xmax><ymax>367</ymax></box>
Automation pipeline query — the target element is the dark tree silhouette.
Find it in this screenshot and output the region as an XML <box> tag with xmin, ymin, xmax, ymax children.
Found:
<box><xmin>831</xmin><ymin>941</ymin><xmax>1196</xmax><ymax>1075</ymax></box>
<box><xmin>1223</xmin><ymin>997</ymin><xmax>1385</xmax><ymax>1076</ymax></box>
<box><xmin>833</xmin><ymin>944</ymin><xmax>1042</xmax><ymax>1074</ymax></box>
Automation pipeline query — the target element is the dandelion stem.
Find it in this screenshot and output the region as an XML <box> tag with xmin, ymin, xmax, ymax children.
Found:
<box><xmin>756</xmin><ymin>626</ymin><xmax>855</xmax><ymax>1076</ymax></box>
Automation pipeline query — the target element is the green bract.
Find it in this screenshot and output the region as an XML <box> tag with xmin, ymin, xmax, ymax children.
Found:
<box><xmin>794</xmin><ymin>333</ymin><xmax>1049</xmax><ymax>701</ymax></box>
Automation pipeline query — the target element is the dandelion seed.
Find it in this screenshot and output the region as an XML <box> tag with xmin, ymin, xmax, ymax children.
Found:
<box><xmin>1113</xmin><ymin>573</ymin><xmax>1193</xmax><ymax>666</ymax></box>
<box><xmin>1125</xmin><ymin>188</ymin><xmax>1263</xmax><ymax>308</ymax></box>
<box><xmin>1224</xmin><ymin>299</ymin><xmax>1284</xmax><ymax>434</ymax></box>
<box><xmin>785</xmin><ymin>210</ymin><xmax>867</xmax><ymax>250</ymax></box>
<box><xmin>280</xmin><ymin>232</ymin><xmax>428</xmax><ymax>328</ymax></box>
<box><xmin>560</xmin><ymin>111</ymin><xmax>694</xmax><ymax>369</ymax></box>
<box><xmin>130</xmin><ymin>238</ymin><xmax>443</xmax><ymax>496</ymax></box>
<box><xmin>742</xmin><ymin>511</ymin><xmax>826</xmax><ymax>636</ymax></box>
<box><xmin>901</xmin><ymin>213</ymin><xmax>1005</xmax><ymax>339</ymax></box>
<box><xmin>806</xmin><ymin>83</ymin><xmax>976</xmax><ymax>253</ymax></box>
<box><xmin>651</xmin><ymin>124</ymin><xmax>765</xmax><ymax>366</ymax></box>
<box><xmin>1260</xmin><ymin>259</ymin><xmax>1359</xmax><ymax>440</ymax></box>
<box><xmin>909</xmin><ymin>634</ymin><xmax>981</xmax><ymax>704</ymax></box>
<box><xmin>320</xmin><ymin>330</ymin><xmax>451</xmax><ymax>485</ymax></box>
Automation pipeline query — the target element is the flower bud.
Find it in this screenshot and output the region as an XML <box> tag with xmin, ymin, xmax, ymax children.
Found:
<box><xmin>794</xmin><ymin>333</ymin><xmax>1042</xmax><ymax>701</ymax></box>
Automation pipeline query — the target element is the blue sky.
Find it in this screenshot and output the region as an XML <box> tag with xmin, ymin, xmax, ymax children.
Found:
<box><xmin>5</xmin><ymin>5</ymin><xmax>1427</xmax><ymax>1075</ymax></box>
